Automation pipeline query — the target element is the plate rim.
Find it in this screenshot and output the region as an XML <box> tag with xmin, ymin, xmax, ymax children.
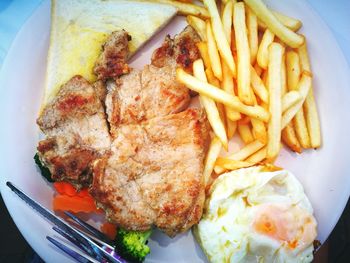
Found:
<box><xmin>1</xmin><ymin>0</ymin><xmax>350</xmax><ymax>262</ymax></box>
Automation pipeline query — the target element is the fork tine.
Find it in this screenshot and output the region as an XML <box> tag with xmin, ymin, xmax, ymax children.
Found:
<box><xmin>55</xmin><ymin>218</ymin><xmax>124</xmax><ymax>263</ymax></box>
<box><xmin>47</xmin><ymin>236</ymin><xmax>94</xmax><ymax>263</ymax></box>
<box><xmin>53</xmin><ymin>226</ymin><xmax>88</xmax><ymax>253</ymax></box>
<box><xmin>64</xmin><ymin>211</ymin><xmax>113</xmax><ymax>245</ymax></box>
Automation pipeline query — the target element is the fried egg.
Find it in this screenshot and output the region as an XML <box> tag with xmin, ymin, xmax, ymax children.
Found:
<box><xmin>194</xmin><ymin>165</ymin><xmax>317</xmax><ymax>263</ymax></box>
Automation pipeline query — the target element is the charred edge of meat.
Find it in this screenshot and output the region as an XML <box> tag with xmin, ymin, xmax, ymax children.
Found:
<box><xmin>37</xmin><ymin>137</ymin><xmax>98</xmax><ymax>189</ymax></box>
<box><xmin>174</xmin><ymin>27</ymin><xmax>201</xmax><ymax>72</ymax></box>
<box><xmin>151</xmin><ymin>25</ymin><xmax>201</xmax><ymax>72</ymax></box>
<box><xmin>94</xmin><ymin>30</ymin><xmax>131</xmax><ymax>80</ymax></box>
<box><xmin>151</xmin><ymin>35</ymin><xmax>174</xmax><ymax>68</ymax></box>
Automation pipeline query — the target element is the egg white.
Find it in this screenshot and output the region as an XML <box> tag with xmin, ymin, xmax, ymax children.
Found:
<box><xmin>194</xmin><ymin>166</ymin><xmax>317</xmax><ymax>263</ymax></box>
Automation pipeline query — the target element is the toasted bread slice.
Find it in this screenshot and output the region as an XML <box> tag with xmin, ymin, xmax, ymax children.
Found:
<box><xmin>44</xmin><ymin>0</ymin><xmax>177</xmax><ymax>106</ymax></box>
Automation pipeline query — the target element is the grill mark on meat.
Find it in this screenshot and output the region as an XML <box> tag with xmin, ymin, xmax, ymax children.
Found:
<box><xmin>37</xmin><ymin>138</ymin><xmax>56</xmax><ymax>153</ymax></box>
<box><xmin>94</xmin><ymin>30</ymin><xmax>130</xmax><ymax>80</ymax></box>
<box><xmin>175</xmin><ymin>34</ymin><xmax>200</xmax><ymax>71</ymax></box>
<box><xmin>151</xmin><ymin>35</ymin><xmax>174</xmax><ymax>68</ymax></box>
<box><xmin>151</xmin><ymin>25</ymin><xmax>200</xmax><ymax>72</ymax></box>
<box><xmin>57</xmin><ymin>95</ymin><xmax>94</xmax><ymax>114</ymax></box>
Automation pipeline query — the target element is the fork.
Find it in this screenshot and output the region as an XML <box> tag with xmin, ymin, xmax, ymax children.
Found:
<box><xmin>6</xmin><ymin>181</ymin><xmax>128</xmax><ymax>263</ymax></box>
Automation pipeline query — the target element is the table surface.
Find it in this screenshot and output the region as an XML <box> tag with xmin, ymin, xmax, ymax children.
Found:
<box><xmin>0</xmin><ymin>0</ymin><xmax>349</xmax><ymax>262</ymax></box>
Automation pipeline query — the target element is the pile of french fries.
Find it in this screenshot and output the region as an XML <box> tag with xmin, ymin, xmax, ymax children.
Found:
<box><xmin>151</xmin><ymin>0</ymin><xmax>321</xmax><ymax>187</ymax></box>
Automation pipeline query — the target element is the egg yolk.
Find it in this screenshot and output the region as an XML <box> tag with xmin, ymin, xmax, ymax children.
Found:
<box><xmin>253</xmin><ymin>204</ymin><xmax>317</xmax><ymax>250</ymax></box>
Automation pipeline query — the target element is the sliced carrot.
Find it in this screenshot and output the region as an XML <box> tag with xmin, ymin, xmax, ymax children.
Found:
<box><xmin>76</xmin><ymin>188</ymin><xmax>90</xmax><ymax>198</ymax></box>
<box><xmin>100</xmin><ymin>222</ymin><xmax>117</xmax><ymax>240</ymax></box>
<box><xmin>53</xmin><ymin>182</ymin><xmax>77</xmax><ymax>197</ymax></box>
<box><xmin>52</xmin><ymin>182</ymin><xmax>102</xmax><ymax>214</ymax></box>
<box><xmin>53</xmin><ymin>194</ymin><xmax>101</xmax><ymax>213</ymax></box>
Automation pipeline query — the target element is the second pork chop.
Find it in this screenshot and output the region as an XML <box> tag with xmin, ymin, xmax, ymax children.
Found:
<box><xmin>105</xmin><ymin>26</ymin><xmax>200</xmax><ymax>136</ymax></box>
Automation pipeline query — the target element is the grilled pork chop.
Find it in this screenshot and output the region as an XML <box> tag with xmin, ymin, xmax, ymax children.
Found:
<box><xmin>37</xmin><ymin>76</ymin><xmax>111</xmax><ymax>187</ymax></box>
<box><xmin>105</xmin><ymin>26</ymin><xmax>200</xmax><ymax>136</ymax></box>
<box><xmin>37</xmin><ymin>26</ymin><xmax>208</xmax><ymax>236</ymax></box>
<box><xmin>90</xmin><ymin>109</ymin><xmax>209</xmax><ymax>236</ymax></box>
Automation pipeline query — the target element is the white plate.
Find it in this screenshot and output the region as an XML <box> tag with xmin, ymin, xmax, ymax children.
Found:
<box><xmin>0</xmin><ymin>0</ymin><xmax>350</xmax><ymax>262</ymax></box>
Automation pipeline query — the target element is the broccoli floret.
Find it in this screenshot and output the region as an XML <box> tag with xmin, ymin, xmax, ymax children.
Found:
<box><xmin>115</xmin><ymin>228</ymin><xmax>152</xmax><ymax>263</ymax></box>
<box><xmin>34</xmin><ymin>153</ymin><xmax>54</xmax><ymax>182</ymax></box>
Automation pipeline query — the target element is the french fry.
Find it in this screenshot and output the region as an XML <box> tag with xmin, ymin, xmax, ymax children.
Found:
<box><xmin>267</xmin><ymin>43</ymin><xmax>284</xmax><ymax>161</ymax></box>
<box><xmin>298</xmin><ymin>42</ymin><xmax>321</xmax><ymax>148</ymax></box>
<box><xmin>238</xmin><ymin>123</ymin><xmax>255</xmax><ymax>144</ymax></box>
<box><xmin>197</xmin><ymin>42</ymin><xmax>211</xmax><ymax>71</ymax></box>
<box><xmin>247</xmin><ymin>6</ymin><xmax>258</xmax><ymax>64</ymax></box>
<box><xmin>187</xmin><ymin>16</ymin><xmax>207</xmax><ymax>41</ymax></box>
<box><xmin>282</xmin><ymin>90</ymin><xmax>302</xmax><ymax>113</ymax></box>
<box><xmin>272</xmin><ymin>10</ymin><xmax>302</xmax><ymax>32</ymax></box>
<box><xmin>176</xmin><ymin>68</ymin><xmax>270</xmax><ymax>121</ymax></box>
<box><xmin>282</xmin><ymin>73</ymin><xmax>312</xmax><ymax>128</ymax></box>
<box><xmin>203</xmin><ymin>137</ymin><xmax>222</xmax><ymax>185</ymax></box>
<box><xmin>231</xmin><ymin>26</ymin><xmax>237</xmax><ymax>53</ymax></box>
<box><xmin>215</xmin><ymin>158</ymin><xmax>255</xmax><ymax>171</ymax></box>
<box><xmin>238</xmin><ymin>115</ymin><xmax>250</xmax><ymax>125</ymax></box>
<box><xmin>217</xmin><ymin>102</ymin><xmax>227</xmax><ymax>130</ymax></box>
<box><xmin>303</xmin><ymin>89</ymin><xmax>320</xmax><ymax>148</ymax></box>
<box><xmin>227</xmin><ymin>118</ymin><xmax>237</xmax><ymax>139</ymax></box>
<box><xmin>251</xmin><ymin>118</ymin><xmax>267</xmax><ymax>144</ymax></box>
<box><xmin>193</xmin><ymin>59</ymin><xmax>228</xmax><ymax>148</ymax></box>
<box><xmin>206</xmin><ymin>21</ymin><xmax>222</xmax><ymax>80</ymax></box>
<box><xmin>245</xmin><ymin>145</ymin><xmax>267</xmax><ymax>163</ymax></box>
<box><xmin>282</xmin><ymin>123</ymin><xmax>302</xmax><ymax>153</ymax></box>
<box><xmin>281</xmin><ymin>53</ymin><xmax>287</xmax><ymax>95</ymax></box>
<box><xmin>139</xmin><ymin>0</ymin><xmax>209</xmax><ymax>18</ymax></box>
<box><xmin>221</xmin><ymin>2</ymin><xmax>241</xmax><ymax>121</ymax></box>
<box><xmin>204</xmin><ymin>0</ymin><xmax>236</xmax><ymax>75</ymax></box>
<box><xmin>257</xmin><ymin>18</ymin><xmax>267</xmax><ymax>30</ymax></box>
<box><xmin>206</xmin><ymin>68</ymin><xmax>220</xmax><ymax>87</ymax></box>
<box><xmin>221</xmin><ymin>0</ymin><xmax>233</xmax><ymax>45</ymax></box>
<box><xmin>257</xmin><ymin>29</ymin><xmax>274</xmax><ymax>69</ymax></box>
<box><xmin>293</xmin><ymin>111</ymin><xmax>310</xmax><ymax>148</ymax></box>
<box><xmin>197</xmin><ymin>41</ymin><xmax>211</xmax><ymax>69</ymax></box>
<box><xmin>254</xmin><ymin>63</ymin><xmax>263</xmax><ymax>76</ymax></box>
<box><xmin>262</xmin><ymin>68</ymin><xmax>268</xmax><ymax>86</ymax></box>
<box><xmin>286</xmin><ymin>51</ymin><xmax>310</xmax><ymax>148</ymax></box>
<box><xmin>222</xmin><ymin>62</ymin><xmax>241</xmax><ymax>121</ymax></box>
<box><xmin>280</xmin><ymin>51</ymin><xmax>301</xmax><ymax>152</ymax></box>
<box><xmin>214</xmin><ymin>164</ymin><xmax>225</xmax><ymax>175</ymax></box>
<box><xmin>243</xmin><ymin>0</ymin><xmax>304</xmax><ymax>48</ymax></box>
<box><xmin>298</xmin><ymin>41</ymin><xmax>312</xmax><ymax>72</ymax></box>
<box><xmin>234</xmin><ymin>2</ymin><xmax>253</xmax><ymax>105</ymax></box>
<box><xmin>250</xmin><ymin>65</ymin><xmax>268</xmax><ymax>103</ymax></box>
<box><xmin>286</xmin><ymin>51</ymin><xmax>300</xmax><ymax>91</ymax></box>
<box><xmin>229</xmin><ymin>140</ymin><xmax>265</xmax><ymax>160</ymax></box>
<box><xmin>214</xmin><ymin>139</ymin><xmax>264</xmax><ymax>174</ymax></box>
<box><xmin>221</xmin><ymin>0</ymin><xmax>232</xmax><ymax>5</ymax></box>
<box><xmin>222</xmin><ymin>64</ymin><xmax>241</xmax><ymax>121</ymax></box>
<box><xmin>258</xmin><ymin>10</ymin><xmax>302</xmax><ymax>32</ymax></box>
